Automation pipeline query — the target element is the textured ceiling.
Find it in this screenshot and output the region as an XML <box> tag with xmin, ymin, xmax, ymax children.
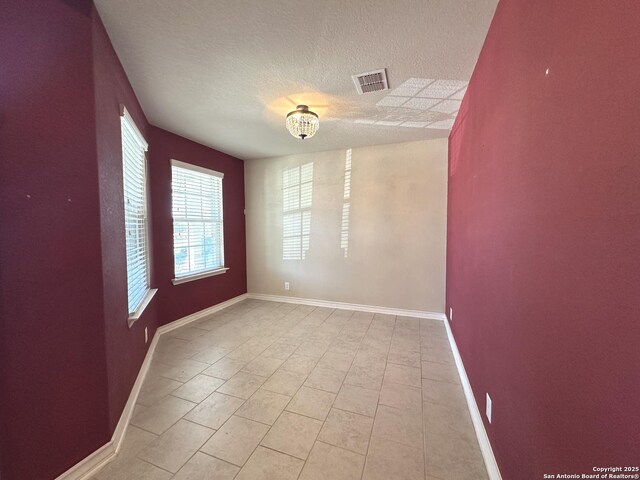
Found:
<box><xmin>94</xmin><ymin>0</ymin><xmax>497</xmax><ymax>160</ymax></box>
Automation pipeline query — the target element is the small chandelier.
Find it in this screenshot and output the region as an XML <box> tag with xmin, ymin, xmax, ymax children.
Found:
<box><xmin>285</xmin><ymin>105</ymin><xmax>319</xmax><ymax>139</ymax></box>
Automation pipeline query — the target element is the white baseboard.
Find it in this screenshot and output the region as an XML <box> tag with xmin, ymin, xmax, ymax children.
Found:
<box><xmin>55</xmin><ymin>292</ymin><xmax>248</xmax><ymax>480</ymax></box>
<box><xmin>443</xmin><ymin>317</ymin><xmax>502</xmax><ymax>480</ymax></box>
<box><xmin>54</xmin><ymin>442</ymin><xmax>115</xmax><ymax>480</ymax></box>
<box><xmin>157</xmin><ymin>293</ymin><xmax>248</xmax><ymax>335</ymax></box>
<box><xmin>59</xmin><ymin>292</ymin><xmax>493</xmax><ymax>480</ymax></box>
<box><xmin>246</xmin><ymin>293</ymin><xmax>447</xmax><ymax>321</ymax></box>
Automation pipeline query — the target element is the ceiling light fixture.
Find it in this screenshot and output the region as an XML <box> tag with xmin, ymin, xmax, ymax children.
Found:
<box><xmin>285</xmin><ymin>105</ymin><xmax>319</xmax><ymax>140</ymax></box>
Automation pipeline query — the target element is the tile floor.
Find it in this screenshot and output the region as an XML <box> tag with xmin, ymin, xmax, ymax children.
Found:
<box><xmin>91</xmin><ymin>299</ymin><xmax>488</xmax><ymax>480</ymax></box>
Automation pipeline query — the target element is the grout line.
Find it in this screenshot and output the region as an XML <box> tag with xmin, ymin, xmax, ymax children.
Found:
<box><xmin>358</xmin><ymin>312</ymin><xmax>394</xmax><ymax>480</ymax></box>
<box><xmin>111</xmin><ymin>303</ymin><xmax>454</xmax><ymax>480</ymax></box>
<box><xmin>196</xmin><ymin>449</ymin><xmax>244</xmax><ymax>469</ymax></box>
<box><xmin>190</xmin><ymin>304</ymin><xmax>323</xmax><ymax>477</ymax></box>
<box><xmin>421</xmin><ymin>324</ymin><xmax>428</xmax><ymax>480</ymax></box>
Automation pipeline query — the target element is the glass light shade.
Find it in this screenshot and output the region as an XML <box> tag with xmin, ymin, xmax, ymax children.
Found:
<box><xmin>286</xmin><ymin>105</ymin><xmax>319</xmax><ymax>139</ymax></box>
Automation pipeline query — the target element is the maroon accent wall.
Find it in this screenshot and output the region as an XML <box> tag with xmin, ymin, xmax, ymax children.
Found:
<box><xmin>91</xmin><ymin>5</ymin><xmax>160</xmax><ymax>433</ymax></box>
<box><xmin>447</xmin><ymin>2</ymin><xmax>640</xmax><ymax>479</ymax></box>
<box><xmin>149</xmin><ymin>127</ymin><xmax>247</xmax><ymax>326</ymax></box>
<box><xmin>0</xmin><ymin>2</ymin><xmax>246</xmax><ymax>478</ymax></box>
<box><xmin>0</xmin><ymin>1</ymin><xmax>110</xmax><ymax>478</ymax></box>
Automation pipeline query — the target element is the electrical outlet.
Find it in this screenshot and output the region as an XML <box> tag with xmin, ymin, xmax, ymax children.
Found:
<box><xmin>284</xmin><ymin>282</ymin><xmax>290</xmax><ymax>290</ymax></box>
<box><xmin>449</xmin><ymin>307</ymin><xmax>453</xmax><ymax>321</ymax></box>
<box><xmin>486</xmin><ymin>393</ymin><xmax>492</xmax><ymax>423</ymax></box>
<box><xmin>144</xmin><ymin>327</ymin><xmax>148</xmax><ymax>344</ymax></box>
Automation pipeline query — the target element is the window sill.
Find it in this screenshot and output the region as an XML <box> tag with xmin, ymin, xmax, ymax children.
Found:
<box><xmin>127</xmin><ymin>288</ymin><xmax>158</xmax><ymax>328</ymax></box>
<box><xmin>172</xmin><ymin>267</ymin><xmax>229</xmax><ymax>285</ymax></box>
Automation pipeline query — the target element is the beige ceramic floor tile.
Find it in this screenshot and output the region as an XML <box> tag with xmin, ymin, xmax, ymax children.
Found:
<box><xmin>234</xmin><ymin>446</ymin><xmax>303</xmax><ymax>480</ymax></box>
<box><xmin>421</xmin><ymin>347</ymin><xmax>455</xmax><ymax>365</ymax></box>
<box><xmin>191</xmin><ymin>346</ymin><xmax>231</xmax><ymax>364</ymax></box>
<box><xmin>154</xmin><ymin>337</ymin><xmax>197</xmax><ymax>361</ymax></box>
<box><xmin>138</xmin><ymin>419</ymin><xmax>213</xmax><ymax>473</ymax></box>
<box><xmin>299</xmin><ymin>441</ymin><xmax>365</xmax><ymax>480</ymax></box>
<box><xmin>281</xmin><ymin>354</ymin><xmax>319</xmax><ymax>374</ymax></box>
<box><xmin>235</xmin><ymin>388</ymin><xmax>291</xmax><ymax>425</ymax></box>
<box><xmin>261</xmin><ymin>369</ymin><xmax>307</xmax><ymax>396</ymax></box>
<box><xmin>92</xmin><ymin>427</ymin><xmax>157</xmax><ymax>478</ymax></box>
<box><xmin>132</xmin><ymin>404</ymin><xmax>147</xmax><ymax>417</ymax></box>
<box><xmin>387</xmin><ymin>350</ymin><xmax>422</xmax><ymax>368</ymax></box>
<box><xmin>226</xmin><ymin>344</ymin><xmax>265</xmax><ymax>363</ymax></box>
<box><xmin>184</xmin><ymin>392</ymin><xmax>244</xmax><ymax>429</ymax></box>
<box><xmin>211</xmin><ymin>335</ymin><xmax>247</xmax><ymax>350</ymax></box>
<box><xmin>202</xmin><ymin>358</ymin><xmax>247</xmax><ymax>380</ymax></box>
<box><xmin>130</xmin><ymin>395</ymin><xmax>196</xmax><ymax>435</ymax></box>
<box><xmin>117</xmin><ymin>425</ymin><xmax>157</xmax><ymax>457</ymax></box>
<box><xmin>304</xmin><ymin>366</ymin><xmax>346</xmax><ymax>393</ymax></box>
<box><xmin>172</xmin><ymin>452</ymin><xmax>239</xmax><ymax>480</ymax></box>
<box><xmin>383</xmin><ymin>363</ymin><xmax>421</xmax><ymax>388</ymax></box>
<box><xmin>425</xmin><ymin>443</ymin><xmax>488</xmax><ymax>480</ymax></box>
<box><xmin>362</xmin><ymin>436</ymin><xmax>424</xmax><ymax>480</ymax></box>
<box><xmin>318</xmin><ymin>408</ymin><xmax>373</xmax><ymax>455</ymax></box>
<box><xmin>422</xmin><ymin>378</ymin><xmax>467</xmax><ymax>409</ymax></box>
<box><xmin>171</xmin><ymin>374</ymin><xmax>224</xmax><ymax>403</ymax></box>
<box><xmin>372</xmin><ymin>405</ymin><xmax>423</xmax><ymax>447</ymax></box>
<box><xmin>421</xmin><ymin>360</ymin><xmax>460</xmax><ymax>384</ymax></box>
<box><xmin>352</xmin><ymin>350</ymin><xmax>387</xmax><ymax>370</ymax></box>
<box><xmin>390</xmin><ymin>337</ymin><xmax>421</xmax><ymax>354</ymax></box>
<box><xmin>360</xmin><ymin>338</ymin><xmax>390</xmax><ymax>355</ymax></box>
<box><xmin>96</xmin><ymin>301</ymin><xmax>487</xmax><ymax>480</ymax></box>
<box><xmin>93</xmin><ymin>458</ymin><xmax>172</xmax><ymax>480</ymax></box>
<box><xmin>217</xmin><ymin>371</ymin><xmax>266</xmax><ymax>399</ymax></box>
<box><xmin>242</xmin><ymin>355</ymin><xmax>285</xmax><ymax>377</ymax></box>
<box><xmin>137</xmin><ymin>374</ymin><xmax>183</xmax><ymax>406</ymax></box>
<box><xmin>150</xmin><ymin>358</ymin><xmax>209</xmax><ymax>383</ymax></box>
<box><xmin>261</xmin><ymin>411</ymin><xmax>322</xmax><ymax>460</ymax></box>
<box><xmin>201</xmin><ymin>415</ymin><xmax>270</xmax><ymax>467</ymax></box>
<box><xmin>286</xmin><ymin>386</ymin><xmax>335</xmax><ymax>421</ymax></box>
<box><xmin>344</xmin><ymin>365</ymin><xmax>384</xmax><ymax>390</ymax></box>
<box><xmin>423</xmin><ymin>402</ymin><xmax>488</xmax><ymax>480</ymax></box>
<box><xmin>316</xmin><ymin>351</ymin><xmax>354</xmax><ymax>372</ymax></box>
<box><xmin>169</xmin><ymin>325</ymin><xmax>210</xmax><ymax>340</ymax></box>
<box><xmin>262</xmin><ymin>342</ymin><xmax>298</xmax><ymax>360</ymax></box>
<box><xmin>396</xmin><ymin>316</ymin><xmax>420</xmax><ymax>330</ymax></box>
<box><xmin>327</xmin><ymin>340</ymin><xmax>360</xmax><ymax>356</ymax></box>
<box><xmin>419</xmin><ymin>318</ymin><xmax>446</xmax><ymax>334</ymax></box>
<box><xmin>333</xmin><ymin>384</ymin><xmax>379</xmax><ymax>417</ymax></box>
<box><xmin>421</xmin><ymin>335</ymin><xmax>449</xmax><ymax>350</ymax></box>
<box><xmin>378</xmin><ymin>381</ymin><xmax>422</xmax><ymax>413</ymax></box>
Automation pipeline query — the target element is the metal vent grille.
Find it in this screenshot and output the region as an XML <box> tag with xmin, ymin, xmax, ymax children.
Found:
<box><xmin>352</xmin><ymin>69</ymin><xmax>389</xmax><ymax>94</ymax></box>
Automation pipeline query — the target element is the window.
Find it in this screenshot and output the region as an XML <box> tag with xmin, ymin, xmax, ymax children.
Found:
<box><xmin>340</xmin><ymin>149</ymin><xmax>352</xmax><ymax>258</ymax></box>
<box><xmin>282</xmin><ymin>162</ymin><xmax>313</xmax><ymax>260</ymax></box>
<box><xmin>120</xmin><ymin>107</ymin><xmax>153</xmax><ymax>318</ymax></box>
<box><xmin>171</xmin><ymin>159</ymin><xmax>226</xmax><ymax>284</ymax></box>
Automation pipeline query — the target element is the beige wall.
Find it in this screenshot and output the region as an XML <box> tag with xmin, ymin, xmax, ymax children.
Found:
<box><xmin>245</xmin><ymin>139</ymin><xmax>448</xmax><ymax>313</ymax></box>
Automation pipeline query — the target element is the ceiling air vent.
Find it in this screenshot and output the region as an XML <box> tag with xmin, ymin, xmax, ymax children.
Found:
<box><xmin>352</xmin><ymin>69</ymin><xmax>389</xmax><ymax>94</ymax></box>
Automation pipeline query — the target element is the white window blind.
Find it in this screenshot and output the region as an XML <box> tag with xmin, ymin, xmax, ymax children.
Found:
<box><xmin>171</xmin><ymin>159</ymin><xmax>224</xmax><ymax>280</ymax></box>
<box><xmin>340</xmin><ymin>149</ymin><xmax>352</xmax><ymax>258</ymax></box>
<box><xmin>282</xmin><ymin>162</ymin><xmax>313</xmax><ymax>260</ymax></box>
<box><xmin>120</xmin><ymin>107</ymin><xmax>150</xmax><ymax>315</ymax></box>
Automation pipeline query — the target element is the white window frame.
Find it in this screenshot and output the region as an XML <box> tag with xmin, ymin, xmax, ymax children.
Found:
<box><xmin>120</xmin><ymin>106</ymin><xmax>156</xmax><ymax>325</ymax></box>
<box><xmin>170</xmin><ymin>159</ymin><xmax>228</xmax><ymax>285</ymax></box>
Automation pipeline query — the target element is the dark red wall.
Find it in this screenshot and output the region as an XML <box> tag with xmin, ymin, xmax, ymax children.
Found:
<box><xmin>149</xmin><ymin>127</ymin><xmax>247</xmax><ymax>326</ymax></box>
<box><xmin>0</xmin><ymin>1</ymin><xmax>110</xmax><ymax>478</ymax></box>
<box><xmin>447</xmin><ymin>1</ymin><xmax>640</xmax><ymax>478</ymax></box>
<box><xmin>0</xmin><ymin>2</ymin><xmax>247</xmax><ymax>478</ymax></box>
<box><xmin>91</xmin><ymin>5</ymin><xmax>160</xmax><ymax>433</ymax></box>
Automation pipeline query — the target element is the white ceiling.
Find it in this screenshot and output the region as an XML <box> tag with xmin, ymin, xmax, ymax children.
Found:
<box><xmin>95</xmin><ymin>0</ymin><xmax>497</xmax><ymax>160</ymax></box>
